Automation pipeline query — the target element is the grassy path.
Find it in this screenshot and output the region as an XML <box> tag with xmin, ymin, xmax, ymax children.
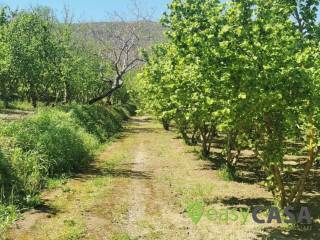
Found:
<box><xmin>4</xmin><ymin>117</ymin><xmax>319</xmax><ymax>240</ymax></box>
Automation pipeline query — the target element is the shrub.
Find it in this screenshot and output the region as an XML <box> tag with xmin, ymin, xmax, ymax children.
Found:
<box><xmin>61</xmin><ymin>104</ymin><xmax>125</xmax><ymax>142</ymax></box>
<box><xmin>1</xmin><ymin>109</ymin><xmax>98</xmax><ymax>196</ymax></box>
<box><xmin>0</xmin><ymin>104</ymin><xmax>132</xmax><ymax>202</ymax></box>
<box><xmin>10</xmin><ymin>109</ymin><xmax>98</xmax><ymax>172</ymax></box>
<box><xmin>0</xmin><ymin>204</ymin><xmax>18</xmax><ymax>234</ymax></box>
<box><xmin>0</xmin><ymin>147</ymin><xmax>13</xmax><ymax>198</ymax></box>
<box><xmin>123</xmin><ymin>103</ymin><xmax>137</xmax><ymax>116</ymax></box>
<box><xmin>218</xmin><ymin>164</ymin><xmax>236</xmax><ymax>182</ymax></box>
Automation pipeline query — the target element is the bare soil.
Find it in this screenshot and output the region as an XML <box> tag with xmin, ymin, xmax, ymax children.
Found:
<box><xmin>0</xmin><ymin>109</ymin><xmax>33</xmax><ymax>121</ymax></box>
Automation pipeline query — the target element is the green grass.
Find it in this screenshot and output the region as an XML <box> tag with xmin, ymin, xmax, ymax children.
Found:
<box><xmin>0</xmin><ymin>109</ymin><xmax>99</xmax><ymax>199</ymax></box>
<box><xmin>0</xmin><ymin>204</ymin><xmax>19</xmax><ymax>235</ymax></box>
<box><xmin>0</xmin><ymin>100</ymin><xmax>41</xmax><ymax>111</ymax></box>
<box><xmin>46</xmin><ymin>176</ymin><xmax>69</xmax><ymax>190</ymax></box>
<box><xmin>58</xmin><ymin>218</ymin><xmax>86</xmax><ymax>240</ymax></box>
<box><xmin>0</xmin><ymin>103</ymin><xmax>134</xmax><ymax>233</ymax></box>
<box><xmin>218</xmin><ymin>164</ymin><xmax>236</xmax><ymax>181</ymax></box>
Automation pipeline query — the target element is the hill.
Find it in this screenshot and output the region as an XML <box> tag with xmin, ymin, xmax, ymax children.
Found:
<box><xmin>74</xmin><ymin>21</ymin><xmax>165</xmax><ymax>49</ymax></box>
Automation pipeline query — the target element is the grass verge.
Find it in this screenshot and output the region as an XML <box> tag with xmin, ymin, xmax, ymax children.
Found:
<box><xmin>0</xmin><ymin>103</ymin><xmax>134</xmax><ymax>233</ymax></box>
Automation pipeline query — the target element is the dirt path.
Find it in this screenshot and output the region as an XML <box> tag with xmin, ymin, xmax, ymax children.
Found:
<box><xmin>0</xmin><ymin>109</ymin><xmax>33</xmax><ymax>121</ymax></box>
<box><xmin>125</xmin><ymin>142</ymin><xmax>153</xmax><ymax>237</ymax></box>
<box><xmin>4</xmin><ymin>117</ymin><xmax>319</xmax><ymax>240</ymax></box>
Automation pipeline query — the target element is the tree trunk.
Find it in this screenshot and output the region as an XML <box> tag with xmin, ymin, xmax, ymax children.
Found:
<box><xmin>88</xmin><ymin>86</ymin><xmax>120</xmax><ymax>105</ymax></box>
<box><xmin>226</xmin><ymin>131</ymin><xmax>239</xmax><ymax>167</ymax></box>
<box><xmin>162</xmin><ymin>118</ymin><xmax>170</xmax><ymax>131</ymax></box>
<box><xmin>191</xmin><ymin>127</ymin><xmax>199</xmax><ymax>145</ymax></box>
<box><xmin>180</xmin><ymin>128</ymin><xmax>189</xmax><ymax>144</ymax></box>
<box><xmin>200</xmin><ymin>125</ymin><xmax>214</xmax><ymax>158</ymax></box>
<box><xmin>29</xmin><ymin>83</ymin><xmax>38</xmax><ymax>108</ymax></box>
<box><xmin>1</xmin><ymin>86</ymin><xmax>10</xmax><ymax>108</ymax></box>
<box><xmin>63</xmin><ymin>81</ymin><xmax>70</xmax><ymax>104</ymax></box>
<box><xmin>288</xmin><ymin>126</ymin><xmax>317</xmax><ymax>205</ymax></box>
<box><xmin>272</xmin><ymin>165</ymin><xmax>287</xmax><ymax>208</ymax></box>
<box><xmin>31</xmin><ymin>96</ymin><xmax>37</xmax><ymax>108</ymax></box>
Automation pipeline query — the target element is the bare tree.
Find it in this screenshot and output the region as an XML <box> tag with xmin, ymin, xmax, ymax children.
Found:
<box><xmin>88</xmin><ymin>0</ymin><xmax>155</xmax><ymax>104</ymax></box>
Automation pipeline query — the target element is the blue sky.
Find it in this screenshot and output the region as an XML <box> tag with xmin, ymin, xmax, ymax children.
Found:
<box><xmin>0</xmin><ymin>0</ymin><xmax>318</xmax><ymax>22</ymax></box>
<box><xmin>0</xmin><ymin>0</ymin><xmax>172</xmax><ymax>22</ymax></box>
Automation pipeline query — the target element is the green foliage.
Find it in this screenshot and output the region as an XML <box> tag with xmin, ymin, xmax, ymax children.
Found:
<box><xmin>7</xmin><ymin>109</ymin><xmax>97</xmax><ymax>172</ymax></box>
<box><xmin>5</xmin><ymin>101</ymin><xmax>36</xmax><ymax>111</ymax></box>
<box><xmin>0</xmin><ymin>4</ymin><xmax>137</xmax><ymax>233</ymax></box>
<box><xmin>0</xmin><ymin>104</ymin><xmax>131</xmax><ymax>205</ymax></box>
<box><xmin>0</xmin><ymin>148</ymin><xmax>12</xmax><ymax>193</ymax></box>
<box><xmin>140</xmin><ymin>0</ymin><xmax>320</xmax><ymax>207</ymax></box>
<box><xmin>6</xmin><ymin>11</ymin><xmax>57</xmax><ymax>107</ymax></box>
<box><xmin>218</xmin><ymin>164</ymin><xmax>236</xmax><ymax>182</ymax></box>
<box><xmin>0</xmin><ymin>204</ymin><xmax>18</xmax><ymax>234</ymax></box>
<box><xmin>0</xmin><ymin>6</ymin><xmax>114</xmax><ymax>107</ymax></box>
<box><xmin>60</xmin><ymin>104</ymin><xmax>126</xmax><ymax>142</ymax></box>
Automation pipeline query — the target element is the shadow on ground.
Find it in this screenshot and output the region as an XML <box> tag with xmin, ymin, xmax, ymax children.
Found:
<box><xmin>221</xmin><ymin>197</ymin><xmax>272</xmax><ymax>211</ymax></box>
<box><xmin>32</xmin><ymin>204</ymin><xmax>60</xmax><ymax>216</ymax></box>
<box><xmin>72</xmin><ymin>117</ymin><xmax>155</xmax><ymax>182</ymax></box>
<box><xmin>255</xmin><ymin>222</ymin><xmax>320</xmax><ymax>240</ymax></box>
<box><xmin>73</xmin><ymin>161</ymin><xmax>153</xmax><ymax>182</ymax></box>
<box><xmin>181</xmin><ymin>131</ymin><xmax>320</xmax><ymax>239</ymax></box>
